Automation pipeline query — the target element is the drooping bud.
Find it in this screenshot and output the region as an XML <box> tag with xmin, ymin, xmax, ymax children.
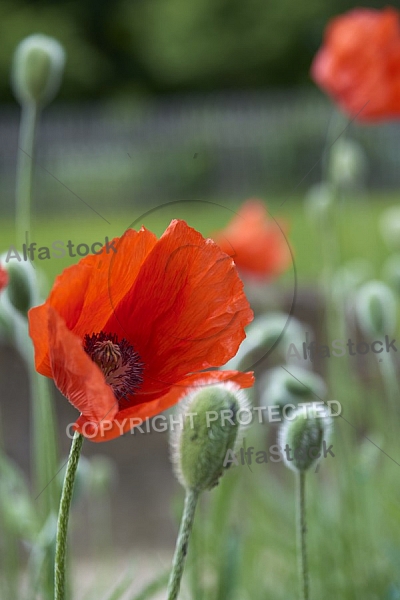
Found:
<box><xmin>0</xmin><ymin>254</ymin><xmax>42</xmax><ymax>363</ymax></box>
<box><xmin>260</xmin><ymin>366</ymin><xmax>327</xmax><ymax>419</ymax></box>
<box><xmin>170</xmin><ymin>382</ymin><xmax>249</xmax><ymax>492</ymax></box>
<box><xmin>279</xmin><ymin>405</ymin><xmax>332</xmax><ymax>472</ymax></box>
<box><xmin>0</xmin><ymin>253</ymin><xmax>40</xmax><ymax>316</ymax></box>
<box><xmin>11</xmin><ymin>34</ymin><xmax>66</xmax><ymax>107</ymax></box>
<box><xmin>4</xmin><ymin>262</ymin><xmax>34</xmax><ymax>315</ymax></box>
<box><xmin>355</xmin><ymin>280</ymin><xmax>397</xmax><ymax>338</ymax></box>
<box><xmin>225</xmin><ymin>312</ymin><xmax>308</xmax><ymax>372</ymax></box>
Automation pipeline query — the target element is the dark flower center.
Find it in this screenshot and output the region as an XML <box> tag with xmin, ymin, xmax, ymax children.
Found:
<box><xmin>84</xmin><ymin>332</ymin><xmax>144</xmax><ymax>402</ymax></box>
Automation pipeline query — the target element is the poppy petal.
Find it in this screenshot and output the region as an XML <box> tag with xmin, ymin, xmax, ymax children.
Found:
<box><xmin>105</xmin><ymin>220</ymin><xmax>253</xmax><ymax>393</ymax></box>
<box><xmin>28</xmin><ymin>228</ymin><xmax>157</xmax><ymax>371</ymax></box>
<box><xmin>213</xmin><ymin>199</ymin><xmax>291</xmax><ymax>278</ymax></box>
<box><xmin>47</xmin><ymin>254</ymin><xmax>98</xmax><ymax>330</ymax></box>
<box><xmin>28</xmin><ymin>255</ymin><xmax>99</xmax><ymax>374</ymax></box>
<box><xmin>47</xmin><ymin>307</ymin><xmax>118</xmax><ymax>423</ymax></box>
<box><xmin>311</xmin><ymin>7</ymin><xmax>400</xmax><ymax>121</ymax></box>
<box><xmin>28</xmin><ymin>303</ymin><xmax>52</xmax><ymax>377</ymax></box>
<box><xmin>0</xmin><ymin>265</ymin><xmax>8</xmax><ymax>291</ymax></box>
<box><xmin>73</xmin><ymin>227</ymin><xmax>158</xmax><ymax>338</ymax></box>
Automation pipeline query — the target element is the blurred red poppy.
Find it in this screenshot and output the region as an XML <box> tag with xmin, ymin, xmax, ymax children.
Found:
<box><xmin>0</xmin><ymin>265</ymin><xmax>8</xmax><ymax>291</ymax></box>
<box><xmin>28</xmin><ymin>220</ymin><xmax>254</xmax><ymax>442</ymax></box>
<box><xmin>213</xmin><ymin>199</ymin><xmax>291</xmax><ymax>280</ymax></box>
<box><xmin>311</xmin><ymin>7</ymin><xmax>400</xmax><ymax>122</ymax></box>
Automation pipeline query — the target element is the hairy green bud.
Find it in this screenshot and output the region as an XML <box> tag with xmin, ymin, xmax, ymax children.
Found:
<box><xmin>4</xmin><ymin>262</ymin><xmax>33</xmax><ymax>315</ymax></box>
<box><xmin>0</xmin><ymin>255</ymin><xmax>40</xmax><ymax>316</ymax></box>
<box><xmin>0</xmin><ymin>254</ymin><xmax>43</xmax><ymax>363</ymax></box>
<box><xmin>11</xmin><ymin>34</ymin><xmax>66</xmax><ymax>107</ymax></box>
<box><xmin>355</xmin><ymin>280</ymin><xmax>397</xmax><ymax>338</ymax></box>
<box><xmin>170</xmin><ymin>382</ymin><xmax>248</xmax><ymax>492</ymax></box>
<box><xmin>279</xmin><ymin>405</ymin><xmax>332</xmax><ymax>472</ymax></box>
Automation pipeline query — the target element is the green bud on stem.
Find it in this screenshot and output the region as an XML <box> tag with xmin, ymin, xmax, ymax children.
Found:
<box><xmin>0</xmin><ymin>254</ymin><xmax>39</xmax><ymax>316</ymax></box>
<box><xmin>355</xmin><ymin>280</ymin><xmax>397</xmax><ymax>338</ymax></box>
<box><xmin>260</xmin><ymin>366</ymin><xmax>327</xmax><ymax>419</ymax></box>
<box><xmin>11</xmin><ymin>34</ymin><xmax>66</xmax><ymax>107</ymax></box>
<box><xmin>279</xmin><ymin>404</ymin><xmax>332</xmax><ymax>472</ymax></box>
<box><xmin>170</xmin><ymin>382</ymin><xmax>249</xmax><ymax>492</ymax></box>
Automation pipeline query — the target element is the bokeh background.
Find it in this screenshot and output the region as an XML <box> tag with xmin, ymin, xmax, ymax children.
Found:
<box><xmin>1</xmin><ymin>0</ymin><xmax>400</xmax><ymax>598</ymax></box>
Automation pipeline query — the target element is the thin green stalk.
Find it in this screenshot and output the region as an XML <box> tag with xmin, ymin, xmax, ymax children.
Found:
<box><xmin>320</xmin><ymin>116</ymin><xmax>345</xmax><ymax>343</ymax></box>
<box><xmin>167</xmin><ymin>489</ymin><xmax>199</xmax><ymax>600</ymax></box>
<box><xmin>378</xmin><ymin>353</ymin><xmax>399</xmax><ymax>410</ymax></box>
<box><xmin>14</xmin><ymin>97</ymin><xmax>59</xmax><ymax>597</ymax></box>
<box><xmin>15</xmin><ymin>94</ymin><xmax>59</xmax><ymax>518</ymax></box>
<box><xmin>296</xmin><ymin>471</ymin><xmax>309</xmax><ymax>600</ymax></box>
<box><xmin>54</xmin><ymin>431</ymin><xmax>84</xmax><ymax>600</ymax></box>
<box><xmin>0</xmin><ymin>412</ymin><xmax>18</xmax><ymax>598</ymax></box>
<box><xmin>30</xmin><ymin>364</ymin><xmax>59</xmax><ymax>519</ymax></box>
<box><xmin>16</xmin><ymin>100</ymin><xmax>38</xmax><ymax>245</ymax></box>
<box><xmin>378</xmin><ymin>353</ymin><xmax>399</xmax><ymax>438</ymax></box>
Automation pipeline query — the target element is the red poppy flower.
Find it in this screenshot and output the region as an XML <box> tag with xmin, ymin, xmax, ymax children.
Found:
<box><xmin>212</xmin><ymin>199</ymin><xmax>291</xmax><ymax>279</ymax></box>
<box><xmin>311</xmin><ymin>7</ymin><xmax>400</xmax><ymax>122</ymax></box>
<box><xmin>0</xmin><ymin>265</ymin><xmax>8</xmax><ymax>291</ymax></box>
<box><xmin>28</xmin><ymin>220</ymin><xmax>254</xmax><ymax>442</ymax></box>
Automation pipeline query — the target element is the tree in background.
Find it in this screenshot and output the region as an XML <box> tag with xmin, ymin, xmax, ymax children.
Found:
<box><xmin>0</xmin><ymin>0</ymin><xmax>393</xmax><ymax>101</ymax></box>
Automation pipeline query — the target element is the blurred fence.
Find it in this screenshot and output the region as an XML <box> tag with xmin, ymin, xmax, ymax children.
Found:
<box><xmin>1</xmin><ymin>89</ymin><xmax>400</xmax><ymax>214</ymax></box>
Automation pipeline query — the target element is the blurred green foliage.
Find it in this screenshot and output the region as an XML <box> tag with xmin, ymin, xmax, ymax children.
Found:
<box><xmin>0</xmin><ymin>0</ymin><xmax>392</xmax><ymax>101</ymax></box>
<box><xmin>0</xmin><ymin>193</ymin><xmax>397</xmax><ymax>289</ymax></box>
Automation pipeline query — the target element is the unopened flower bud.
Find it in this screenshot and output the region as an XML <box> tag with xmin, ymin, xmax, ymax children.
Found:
<box><xmin>260</xmin><ymin>366</ymin><xmax>327</xmax><ymax>418</ymax></box>
<box><xmin>0</xmin><ymin>254</ymin><xmax>39</xmax><ymax>316</ymax></box>
<box><xmin>355</xmin><ymin>280</ymin><xmax>397</xmax><ymax>338</ymax></box>
<box><xmin>170</xmin><ymin>382</ymin><xmax>248</xmax><ymax>492</ymax></box>
<box><xmin>0</xmin><ymin>255</ymin><xmax>42</xmax><ymax>361</ymax></box>
<box><xmin>279</xmin><ymin>405</ymin><xmax>332</xmax><ymax>472</ymax></box>
<box><xmin>226</xmin><ymin>312</ymin><xmax>307</xmax><ymax>371</ymax></box>
<box><xmin>4</xmin><ymin>262</ymin><xmax>33</xmax><ymax>315</ymax></box>
<box><xmin>11</xmin><ymin>34</ymin><xmax>66</xmax><ymax>107</ymax></box>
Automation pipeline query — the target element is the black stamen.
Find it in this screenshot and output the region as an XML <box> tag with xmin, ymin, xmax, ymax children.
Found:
<box><xmin>83</xmin><ymin>332</ymin><xmax>144</xmax><ymax>403</ymax></box>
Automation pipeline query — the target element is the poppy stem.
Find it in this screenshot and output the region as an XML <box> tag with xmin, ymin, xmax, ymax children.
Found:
<box><xmin>296</xmin><ymin>471</ymin><xmax>309</xmax><ymax>600</ymax></box>
<box><xmin>54</xmin><ymin>431</ymin><xmax>84</xmax><ymax>600</ymax></box>
<box><xmin>16</xmin><ymin>100</ymin><xmax>38</xmax><ymax>245</ymax></box>
<box><xmin>378</xmin><ymin>352</ymin><xmax>400</xmax><ymax>421</ymax></box>
<box><xmin>167</xmin><ymin>488</ymin><xmax>199</xmax><ymax>600</ymax></box>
